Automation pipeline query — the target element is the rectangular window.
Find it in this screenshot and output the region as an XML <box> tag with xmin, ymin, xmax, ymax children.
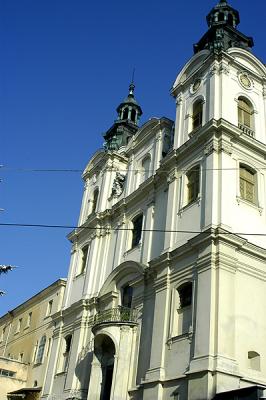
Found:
<box><xmin>16</xmin><ymin>318</ymin><xmax>22</xmax><ymax>333</ymax></box>
<box><xmin>26</xmin><ymin>312</ymin><xmax>32</xmax><ymax>328</ymax></box>
<box><xmin>0</xmin><ymin>327</ymin><xmax>5</xmax><ymax>342</ymax></box>
<box><xmin>0</xmin><ymin>369</ymin><xmax>16</xmax><ymax>377</ymax></box>
<box><xmin>187</xmin><ymin>166</ymin><xmax>200</xmax><ymax>204</ymax></box>
<box><xmin>46</xmin><ymin>300</ymin><xmax>53</xmax><ymax>317</ymax></box>
<box><xmin>79</xmin><ymin>246</ymin><xmax>89</xmax><ymax>275</ymax></box>
<box><xmin>240</xmin><ymin>166</ymin><xmax>255</xmax><ymax>204</ymax></box>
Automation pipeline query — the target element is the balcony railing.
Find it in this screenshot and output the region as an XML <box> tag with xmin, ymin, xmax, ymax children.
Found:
<box><xmin>93</xmin><ymin>307</ymin><xmax>138</xmax><ymax>327</ymax></box>
<box><xmin>238</xmin><ymin>123</ymin><xmax>255</xmax><ymax>138</ymax></box>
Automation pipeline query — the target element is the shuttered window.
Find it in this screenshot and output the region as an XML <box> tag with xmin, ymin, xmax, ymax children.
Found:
<box><xmin>240</xmin><ymin>166</ymin><xmax>255</xmax><ymax>203</ymax></box>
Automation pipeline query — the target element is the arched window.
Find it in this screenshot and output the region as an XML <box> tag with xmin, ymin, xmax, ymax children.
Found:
<box><xmin>186</xmin><ymin>165</ymin><xmax>200</xmax><ymax>204</ymax></box>
<box><xmin>79</xmin><ymin>245</ymin><xmax>89</xmax><ymax>275</ymax></box>
<box><xmin>176</xmin><ymin>282</ymin><xmax>193</xmax><ymax>336</ymax></box>
<box><xmin>142</xmin><ymin>155</ymin><xmax>151</xmax><ymax>182</ymax></box>
<box><xmin>36</xmin><ymin>335</ymin><xmax>46</xmax><ymax>364</ymax></box>
<box><xmin>178</xmin><ymin>282</ymin><xmax>192</xmax><ymax>309</ymax></box>
<box><xmin>228</xmin><ymin>14</ymin><xmax>234</xmax><ymax>26</ymax></box>
<box><xmin>131</xmin><ymin>109</ymin><xmax>136</xmax><ymax>123</ymax></box>
<box><xmin>123</xmin><ymin>108</ymin><xmax>129</xmax><ymax>120</ymax></box>
<box><xmin>122</xmin><ymin>285</ymin><xmax>133</xmax><ymax>309</ymax></box>
<box><xmin>192</xmin><ymin>100</ymin><xmax>203</xmax><ymax>131</ymax></box>
<box><xmin>92</xmin><ymin>188</ymin><xmax>99</xmax><ymax>214</ymax></box>
<box><xmin>240</xmin><ymin>165</ymin><xmax>256</xmax><ymax>204</ymax></box>
<box><xmin>218</xmin><ymin>12</ymin><xmax>224</xmax><ymax>22</ymax></box>
<box><xmin>131</xmin><ymin>214</ymin><xmax>143</xmax><ymax>248</ymax></box>
<box><xmin>238</xmin><ymin>97</ymin><xmax>253</xmax><ymax>129</ymax></box>
<box><xmin>63</xmin><ymin>335</ymin><xmax>72</xmax><ymax>371</ymax></box>
<box><xmin>248</xmin><ymin>351</ymin><xmax>260</xmax><ymax>370</ymax></box>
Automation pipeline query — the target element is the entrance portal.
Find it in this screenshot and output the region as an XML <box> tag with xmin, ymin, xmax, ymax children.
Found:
<box><xmin>94</xmin><ymin>334</ymin><xmax>116</xmax><ymax>400</ymax></box>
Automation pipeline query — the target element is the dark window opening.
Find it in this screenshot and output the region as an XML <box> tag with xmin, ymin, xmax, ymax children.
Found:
<box><xmin>178</xmin><ymin>282</ymin><xmax>192</xmax><ymax>308</ymax></box>
<box><xmin>228</xmin><ymin>14</ymin><xmax>234</xmax><ymax>26</ymax></box>
<box><xmin>187</xmin><ymin>165</ymin><xmax>200</xmax><ymax>204</ymax></box>
<box><xmin>192</xmin><ymin>100</ymin><xmax>203</xmax><ymax>130</ymax></box>
<box><xmin>92</xmin><ymin>188</ymin><xmax>99</xmax><ymax>214</ymax></box>
<box><xmin>65</xmin><ymin>335</ymin><xmax>72</xmax><ymax>353</ymax></box>
<box><xmin>131</xmin><ymin>214</ymin><xmax>143</xmax><ymax>248</ymax></box>
<box><xmin>218</xmin><ymin>13</ymin><xmax>224</xmax><ymax>22</ymax></box>
<box><xmin>123</xmin><ymin>108</ymin><xmax>129</xmax><ymax>120</ymax></box>
<box><xmin>122</xmin><ymin>285</ymin><xmax>133</xmax><ymax>308</ymax></box>
<box><xmin>63</xmin><ymin>335</ymin><xmax>72</xmax><ymax>371</ymax></box>
<box><xmin>131</xmin><ymin>109</ymin><xmax>136</xmax><ymax>123</ymax></box>
<box><xmin>80</xmin><ymin>245</ymin><xmax>89</xmax><ymax>274</ymax></box>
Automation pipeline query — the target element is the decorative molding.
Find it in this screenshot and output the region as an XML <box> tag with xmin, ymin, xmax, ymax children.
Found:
<box><xmin>155</xmin><ymin>132</ymin><xmax>162</xmax><ymax>142</ymax></box>
<box><xmin>219</xmin><ymin>62</ymin><xmax>230</xmax><ymax>75</ymax></box>
<box><xmin>176</xmin><ymin>95</ymin><xmax>183</xmax><ymax>105</ymax></box>
<box><xmin>111</xmin><ymin>172</ymin><xmax>126</xmax><ymax>198</ymax></box>
<box><xmin>204</xmin><ymin>141</ymin><xmax>219</xmax><ymax>156</ymax></box>
<box><xmin>209</xmin><ymin>64</ymin><xmax>219</xmax><ymax>76</ymax></box>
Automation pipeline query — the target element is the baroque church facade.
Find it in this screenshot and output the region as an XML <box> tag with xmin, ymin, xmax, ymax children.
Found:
<box><xmin>42</xmin><ymin>1</ymin><xmax>266</xmax><ymax>399</ymax></box>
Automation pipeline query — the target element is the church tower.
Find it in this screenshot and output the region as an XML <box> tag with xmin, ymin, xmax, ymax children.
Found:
<box><xmin>42</xmin><ymin>2</ymin><xmax>266</xmax><ymax>400</ymax></box>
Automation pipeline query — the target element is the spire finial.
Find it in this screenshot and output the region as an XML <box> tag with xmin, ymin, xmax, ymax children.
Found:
<box><xmin>129</xmin><ymin>68</ymin><xmax>136</xmax><ymax>96</ymax></box>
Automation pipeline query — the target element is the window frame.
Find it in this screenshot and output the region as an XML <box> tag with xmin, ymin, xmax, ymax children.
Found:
<box><xmin>192</xmin><ymin>99</ymin><xmax>203</xmax><ymax>131</ymax></box>
<box><xmin>91</xmin><ymin>188</ymin><xmax>99</xmax><ymax>214</ymax></box>
<box><xmin>177</xmin><ymin>282</ymin><xmax>193</xmax><ymax>309</ymax></box>
<box><xmin>238</xmin><ymin>97</ymin><xmax>254</xmax><ymax>130</ymax></box>
<box><xmin>131</xmin><ymin>214</ymin><xmax>143</xmax><ymax>249</ymax></box>
<box><xmin>239</xmin><ymin>164</ymin><xmax>256</xmax><ymax>204</ymax></box>
<box><xmin>35</xmin><ymin>335</ymin><xmax>46</xmax><ymax>364</ymax></box>
<box><xmin>79</xmin><ymin>245</ymin><xmax>89</xmax><ymax>275</ymax></box>
<box><xmin>186</xmin><ymin>165</ymin><xmax>200</xmax><ymax>205</ymax></box>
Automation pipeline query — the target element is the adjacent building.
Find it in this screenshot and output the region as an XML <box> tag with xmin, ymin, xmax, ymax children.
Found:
<box><xmin>0</xmin><ymin>279</ymin><xmax>66</xmax><ymax>400</ymax></box>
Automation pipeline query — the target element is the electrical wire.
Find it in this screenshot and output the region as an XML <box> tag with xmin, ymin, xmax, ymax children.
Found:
<box><xmin>0</xmin><ymin>222</ymin><xmax>265</xmax><ymax>236</ymax></box>
<box><xmin>1</xmin><ymin>167</ymin><xmax>266</xmax><ymax>173</ymax></box>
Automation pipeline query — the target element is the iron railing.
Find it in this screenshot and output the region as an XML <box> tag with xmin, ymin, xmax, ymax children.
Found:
<box><xmin>93</xmin><ymin>307</ymin><xmax>138</xmax><ymax>326</ymax></box>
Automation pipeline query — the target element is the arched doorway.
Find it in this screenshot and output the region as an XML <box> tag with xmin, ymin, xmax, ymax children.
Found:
<box><xmin>94</xmin><ymin>334</ymin><xmax>116</xmax><ymax>400</ymax></box>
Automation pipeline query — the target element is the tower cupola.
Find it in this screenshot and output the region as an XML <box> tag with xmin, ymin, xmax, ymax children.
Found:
<box><xmin>116</xmin><ymin>83</ymin><xmax>143</xmax><ymax>125</ymax></box>
<box><xmin>206</xmin><ymin>0</ymin><xmax>240</xmax><ymax>29</ymax></box>
<box><xmin>194</xmin><ymin>0</ymin><xmax>254</xmax><ymax>54</ymax></box>
<box><xmin>103</xmin><ymin>83</ymin><xmax>143</xmax><ymax>151</ymax></box>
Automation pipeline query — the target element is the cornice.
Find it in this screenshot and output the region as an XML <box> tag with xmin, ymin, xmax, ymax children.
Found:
<box><xmin>83</xmin><ymin>151</ymin><xmax>128</xmax><ymax>181</ymax></box>
<box><xmin>0</xmin><ymin>279</ymin><xmax>66</xmax><ymax>323</ymax></box>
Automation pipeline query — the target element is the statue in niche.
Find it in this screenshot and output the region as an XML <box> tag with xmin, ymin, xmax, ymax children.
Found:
<box><xmin>111</xmin><ymin>172</ymin><xmax>126</xmax><ymax>197</ymax></box>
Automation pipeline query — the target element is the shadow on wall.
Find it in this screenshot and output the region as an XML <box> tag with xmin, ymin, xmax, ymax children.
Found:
<box><xmin>136</xmin><ymin>282</ymin><xmax>156</xmax><ymax>384</ymax></box>
<box><xmin>75</xmin><ymin>348</ymin><xmax>94</xmax><ymax>394</ymax></box>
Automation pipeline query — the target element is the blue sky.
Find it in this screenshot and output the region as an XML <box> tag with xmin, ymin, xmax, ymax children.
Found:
<box><xmin>0</xmin><ymin>0</ymin><xmax>265</xmax><ymax>315</ymax></box>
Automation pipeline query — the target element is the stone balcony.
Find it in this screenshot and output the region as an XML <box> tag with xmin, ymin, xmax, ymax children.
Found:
<box><xmin>92</xmin><ymin>306</ymin><xmax>138</xmax><ymax>329</ymax></box>
<box><xmin>238</xmin><ymin>123</ymin><xmax>255</xmax><ymax>138</ymax></box>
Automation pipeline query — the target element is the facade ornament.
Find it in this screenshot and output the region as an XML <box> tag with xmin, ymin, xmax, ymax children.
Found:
<box><xmin>219</xmin><ymin>62</ymin><xmax>230</xmax><ymax>75</ymax></box>
<box><xmin>176</xmin><ymin>95</ymin><xmax>183</xmax><ymax>105</ymax></box>
<box><xmin>204</xmin><ymin>141</ymin><xmax>219</xmax><ymax>156</ymax></box>
<box><xmin>155</xmin><ymin>132</ymin><xmax>163</xmax><ymax>142</ymax></box>
<box><xmin>262</xmin><ymin>84</ymin><xmax>266</xmax><ymax>99</ymax></box>
<box><xmin>167</xmin><ymin>169</ymin><xmax>178</xmax><ymax>185</ymax></box>
<box><xmin>111</xmin><ymin>172</ymin><xmax>126</xmax><ymax>198</ymax></box>
<box><xmin>92</xmin><ymin>174</ymin><xmax>97</xmax><ymax>184</ymax></box>
<box><xmin>209</xmin><ymin>64</ymin><xmax>219</xmax><ymax>76</ymax></box>
<box><xmin>219</xmin><ymin>141</ymin><xmax>233</xmax><ymax>155</ymax></box>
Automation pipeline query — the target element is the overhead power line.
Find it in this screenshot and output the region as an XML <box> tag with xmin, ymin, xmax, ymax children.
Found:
<box><xmin>2</xmin><ymin>167</ymin><xmax>266</xmax><ymax>174</ymax></box>
<box><xmin>0</xmin><ymin>222</ymin><xmax>266</xmax><ymax>236</ymax></box>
